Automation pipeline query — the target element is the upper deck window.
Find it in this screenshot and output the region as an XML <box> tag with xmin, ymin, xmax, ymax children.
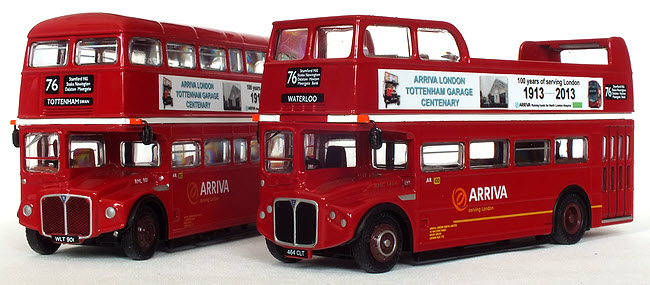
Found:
<box><xmin>75</xmin><ymin>38</ymin><xmax>118</xmax><ymax>65</ymax></box>
<box><xmin>230</xmin><ymin>49</ymin><xmax>243</xmax><ymax>73</ymax></box>
<box><xmin>275</xmin><ymin>28</ymin><xmax>308</xmax><ymax>61</ymax></box>
<box><xmin>314</xmin><ymin>25</ymin><xmax>353</xmax><ymax>59</ymax></box>
<box><xmin>199</xmin><ymin>46</ymin><xmax>226</xmax><ymax>71</ymax></box>
<box><xmin>246</xmin><ymin>50</ymin><xmax>266</xmax><ymax>74</ymax></box>
<box><xmin>417</xmin><ymin>28</ymin><xmax>459</xmax><ymax>62</ymax></box>
<box><xmin>167</xmin><ymin>42</ymin><xmax>196</xmax><ymax>69</ymax></box>
<box><xmin>363</xmin><ymin>25</ymin><xmax>411</xmax><ymax>58</ymax></box>
<box><xmin>29</xmin><ymin>41</ymin><xmax>68</xmax><ymax>67</ymax></box>
<box><xmin>129</xmin><ymin>37</ymin><xmax>161</xmax><ymax>66</ymax></box>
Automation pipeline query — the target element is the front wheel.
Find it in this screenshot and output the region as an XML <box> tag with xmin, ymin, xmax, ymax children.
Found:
<box><xmin>551</xmin><ymin>193</ymin><xmax>588</xmax><ymax>244</ymax></box>
<box><xmin>121</xmin><ymin>205</ymin><xmax>160</xmax><ymax>260</ymax></box>
<box><xmin>351</xmin><ymin>212</ymin><xmax>403</xmax><ymax>273</ymax></box>
<box><xmin>265</xmin><ymin>239</ymin><xmax>301</xmax><ymax>263</ymax></box>
<box><xmin>26</xmin><ymin>228</ymin><xmax>60</xmax><ymax>255</ymax></box>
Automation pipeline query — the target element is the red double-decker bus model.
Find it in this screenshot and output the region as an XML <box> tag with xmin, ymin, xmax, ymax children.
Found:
<box><xmin>13</xmin><ymin>13</ymin><xmax>267</xmax><ymax>259</ymax></box>
<box><xmin>255</xmin><ymin>15</ymin><xmax>633</xmax><ymax>272</ymax></box>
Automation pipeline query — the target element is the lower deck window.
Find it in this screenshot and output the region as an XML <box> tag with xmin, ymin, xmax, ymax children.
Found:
<box><xmin>421</xmin><ymin>142</ymin><xmax>463</xmax><ymax>172</ymax></box>
<box><xmin>470</xmin><ymin>140</ymin><xmax>509</xmax><ymax>169</ymax></box>
<box><xmin>555</xmin><ymin>137</ymin><xmax>588</xmax><ymax>163</ymax></box>
<box><xmin>172</xmin><ymin>141</ymin><xmax>200</xmax><ymax>168</ymax></box>
<box><xmin>514</xmin><ymin>140</ymin><xmax>550</xmax><ymax>166</ymax></box>
<box><xmin>205</xmin><ymin>139</ymin><xmax>230</xmax><ymax>166</ymax></box>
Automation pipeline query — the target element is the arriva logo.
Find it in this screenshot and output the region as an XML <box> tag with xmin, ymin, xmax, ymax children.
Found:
<box><xmin>452</xmin><ymin>185</ymin><xmax>508</xmax><ymax>211</ymax></box>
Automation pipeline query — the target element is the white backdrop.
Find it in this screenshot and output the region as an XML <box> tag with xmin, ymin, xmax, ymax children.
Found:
<box><xmin>1</xmin><ymin>1</ymin><xmax>648</xmax><ymax>283</ymax></box>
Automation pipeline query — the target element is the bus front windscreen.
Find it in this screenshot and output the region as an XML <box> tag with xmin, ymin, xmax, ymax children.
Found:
<box><xmin>265</xmin><ymin>131</ymin><xmax>293</xmax><ymax>173</ymax></box>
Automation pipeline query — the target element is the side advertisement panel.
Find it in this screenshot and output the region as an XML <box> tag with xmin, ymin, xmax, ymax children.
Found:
<box><xmin>159</xmin><ymin>75</ymin><xmax>261</xmax><ymax>112</ymax></box>
<box><xmin>378</xmin><ymin>69</ymin><xmax>604</xmax><ymax>111</ymax></box>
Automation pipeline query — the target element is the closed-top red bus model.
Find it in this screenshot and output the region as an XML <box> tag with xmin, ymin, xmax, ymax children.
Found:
<box><xmin>255</xmin><ymin>15</ymin><xmax>633</xmax><ymax>272</ymax></box>
<box><xmin>13</xmin><ymin>13</ymin><xmax>267</xmax><ymax>259</ymax></box>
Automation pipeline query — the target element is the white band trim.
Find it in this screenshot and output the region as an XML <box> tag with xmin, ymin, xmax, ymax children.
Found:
<box><xmin>14</xmin><ymin>117</ymin><xmax>255</xmax><ymax>126</ymax></box>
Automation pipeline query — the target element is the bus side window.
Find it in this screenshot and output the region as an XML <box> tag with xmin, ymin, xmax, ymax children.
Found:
<box><xmin>250</xmin><ymin>139</ymin><xmax>260</xmax><ymax>162</ymax></box>
<box><xmin>417</xmin><ymin>28</ymin><xmax>459</xmax><ymax>62</ymax></box>
<box><xmin>245</xmin><ymin>50</ymin><xmax>266</xmax><ymax>74</ymax></box>
<box><xmin>199</xmin><ymin>46</ymin><xmax>226</xmax><ymax>71</ymax></box>
<box><xmin>229</xmin><ymin>49</ymin><xmax>243</xmax><ymax>73</ymax></box>
<box><xmin>233</xmin><ymin>138</ymin><xmax>248</xmax><ymax>163</ymax></box>
<box><xmin>555</xmin><ymin>137</ymin><xmax>588</xmax><ymax>164</ymax></box>
<box><xmin>421</xmin><ymin>142</ymin><xmax>463</xmax><ymax>172</ymax></box>
<box><xmin>469</xmin><ymin>140</ymin><xmax>508</xmax><ymax>169</ymax></box>
<box><xmin>363</xmin><ymin>25</ymin><xmax>411</xmax><ymax>58</ymax></box>
<box><xmin>314</xmin><ymin>25</ymin><xmax>353</xmax><ymax>59</ymax></box>
<box><xmin>167</xmin><ymin>42</ymin><xmax>196</xmax><ymax>69</ymax></box>
<box><xmin>129</xmin><ymin>37</ymin><xmax>162</xmax><ymax>66</ymax></box>
<box><xmin>205</xmin><ymin>139</ymin><xmax>231</xmax><ymax>166</ymax></box>
<box><xmin>514</xmin><ymin>140</ymin><xmax>550</xmax><ymax>166</ymax></box>
<box><xmin>172</xmin><ymin>141</ymin><xmax>200</xmax><ymax>168</ymax></box>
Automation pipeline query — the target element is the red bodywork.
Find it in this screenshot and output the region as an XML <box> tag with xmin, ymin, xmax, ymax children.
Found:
<box><xmin>16</xmin><ymin>13</ymin><xmax>267</xmax><ymax>249</ymax></box>
<box><xmin>255</xmin><ymin>15</ymin><xmax>633</xmax><ymax>265</ymax></box>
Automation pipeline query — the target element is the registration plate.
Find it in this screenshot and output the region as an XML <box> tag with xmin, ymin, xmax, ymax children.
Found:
<box><xmin>52</xmin><ymin>235</ymin><xmax>80</xmax><ymax>244</ymax></box>
<box><xmin>285</xmin><ymin>248</ymin><xmax>311</xmax><ymax>259</ymax></box>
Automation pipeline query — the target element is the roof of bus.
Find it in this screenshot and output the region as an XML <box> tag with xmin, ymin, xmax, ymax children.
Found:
<box><xmin>272</xmin><ymin>15</ymin><xmax>461</xmax><ymax>31</ymax></box>
<box><xmin>28</xmin><ymin>13</ymin><xmax>268</xmax><ymax>48</ymax></box>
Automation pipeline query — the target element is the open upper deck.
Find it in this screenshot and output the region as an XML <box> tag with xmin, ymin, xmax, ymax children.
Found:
<box><xmin>260</xmin><ymin>15</ymin><xmax>633</xmax><ymax>120</ymax></box>
<box><xmin>19</xmin><ymin>13</ymin><xmax>268</xmax><ymax>121</ymax></box>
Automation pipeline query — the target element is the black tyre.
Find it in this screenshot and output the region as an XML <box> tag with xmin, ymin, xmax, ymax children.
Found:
<box><xmin>26</xmin><ymin>228</ymin><xmax>60</xmax><ymax>255</ymax></box>
<box><xmin>351</xmin><ymin>212</ymin><xmax>403</xmax><ymax>273</ymax></box>
<box><xmin>265</xmin><ymin>239</ymin><xmax>301</xmax><ymax>263</ymax></box>
<box><xmin>121</xmin><ymin>206</ymin><xmax>160</xmax><ymax>260</ymax></box>
<box><xmin>551</xmin><ymin>193</ymin><xmax>588</xmax><ymax>244</ymax></box>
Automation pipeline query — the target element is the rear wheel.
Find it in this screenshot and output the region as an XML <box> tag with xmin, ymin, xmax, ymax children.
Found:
<box><xmin>265</xmin><ymin>239</ymin><xmax>301</xmax><ymax>263</ymax></box>
<box><xmin>351</xmin><ymin>212</ymin><xmax>402</xmax><ymax>273</ymax></box>
<box><xmin>121</xmin><ymin>205</ymin><xmax>160</xmax><ymax>260</ymax></box>
<box><xmin>551</xmin><ymin>193</ymin><xmax>587</xmax><ymax>244</ymax></box>
<box><xmin>26</xmin><ymin>228</ymin><xmax>60</xmax><ymax>255</ymax></box>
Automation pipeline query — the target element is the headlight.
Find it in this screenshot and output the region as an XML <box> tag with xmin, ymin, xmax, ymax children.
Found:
<box><xmin>105</xmin><ymin>206</ymin><xmax>116</xmax><ymax>219</ymax></box>
<box><xmin>22</xmin><ymin>205</ymin><xmax>33</xmax><ymax>217</ymax></box>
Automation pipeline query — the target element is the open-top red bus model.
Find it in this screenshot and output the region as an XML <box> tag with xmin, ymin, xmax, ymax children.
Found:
<box><xmin>12</xmin><ymin>13</ymin><xmax>267</xmax><ymax>259</ymax></box>
<box><xmin>255</xmin><ymin>15</ymin><xmax>633</xmax><ymax>272</ymax></box>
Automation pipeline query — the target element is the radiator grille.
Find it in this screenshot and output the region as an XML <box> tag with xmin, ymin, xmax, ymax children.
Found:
<box><xmin>41</xmin><ymin>195</ymin><xmax>92</xmax><ymax>238</ymax></box>
<box><xmin>274</xmin><ymin>198</ymin><xmax>317</xmax><ymax>247</ymax></box>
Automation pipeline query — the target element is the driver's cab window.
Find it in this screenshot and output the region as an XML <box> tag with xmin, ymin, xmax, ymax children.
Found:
<box><xmin>417</xmin><ymin>28</ymin><xmax>459</xmax><ymax>62</ymax></box>
<box><xmin>304</xmin><ymin>133</ymin><xmax>356</xmax><ymax>170</ymax></box>
<box><xmin>373</xmin><ymin>141</ymin><xmax>408</xmax><ymax>170</ymax></box>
